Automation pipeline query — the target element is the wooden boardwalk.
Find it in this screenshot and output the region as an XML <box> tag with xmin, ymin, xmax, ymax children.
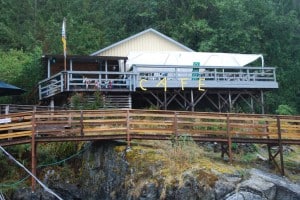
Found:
<box><xmin>1</xmin><ymin>109</ymin><xmax>300</xmax><ymax>189</ymax></box>
<box><xmin>1</xmin><ymin>109</ymin><xmax>299</xmax><ymax>144</ymax></box>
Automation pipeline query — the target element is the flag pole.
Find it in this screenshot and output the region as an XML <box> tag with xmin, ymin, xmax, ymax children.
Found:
<box><xmin>62</xmin><ymin>18</ymin><xmax>67</xmax><ymax>88</ymax></box>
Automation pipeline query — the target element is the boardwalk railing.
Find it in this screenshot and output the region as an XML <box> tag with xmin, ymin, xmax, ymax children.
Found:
<box><xmin>1</xmin><ymin>109</ymin><xmax>299</xmax><ymax>145</ymax></box>
<box><xmin>0</xmin><ymin>104</ymin><xmax>63</xmax><ymax>115</ymax></box>
<box><xmin>1</xmin><ymin>109</ymin><xmax>300</xmax><ymax>180</ymax></box>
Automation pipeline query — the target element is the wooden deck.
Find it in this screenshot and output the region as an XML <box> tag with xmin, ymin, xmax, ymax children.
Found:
<box><xmin>1</xmin><ymin>109</ymin><xmax>299</xmax><ymax>146</ymax></box>
<box><xmin>1</xmin><ymin>109</ymin><xmax>299</xmax><ymax>155</ymax></box>
<box><xmin>0</xmin><ymin>108</ymin><xmax>299</xmax><ymax>187</ymax></box>
<box><xmin>38</xmin><ymin>65</ymin><xmax>278</xmax><ymax>100</ymax></box>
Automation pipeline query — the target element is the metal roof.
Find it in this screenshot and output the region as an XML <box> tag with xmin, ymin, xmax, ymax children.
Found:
<box><xmin>42</xmin><ymin>55</ymin><xmax>127</xmax><ymax>62</ymax></box>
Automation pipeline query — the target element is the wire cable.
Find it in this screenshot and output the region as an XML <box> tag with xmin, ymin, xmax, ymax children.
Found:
<box><xmin>0</xmin><ymin>142</ymin><xmax>91</xmax><ymax>189</ymax></box>
<box><xmin>0</xmin><ymin>146</ymin><xmax>63</xmax><ymax>200</ymax></box>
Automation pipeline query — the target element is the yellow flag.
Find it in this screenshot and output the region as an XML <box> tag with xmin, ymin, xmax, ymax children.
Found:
<box><xmin>62</xmin><ymin>18</ymin><xmax>67</xmax><ymax>57</ymax></box>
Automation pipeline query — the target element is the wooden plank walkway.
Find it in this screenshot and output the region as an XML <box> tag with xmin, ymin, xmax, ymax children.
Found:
<box><xmin>0</xmin><ymin>108</ymin><xmax>300</xmax><ymax>187</ymax></box>
<box><xmin>1</xmin><ymin>109</ymin><xmax>299</xmax><ymax>145</ymax></box>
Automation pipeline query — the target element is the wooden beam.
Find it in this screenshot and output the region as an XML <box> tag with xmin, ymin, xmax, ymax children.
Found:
<box><xmin>227</xmin><ymin>114</ymin><xmax>233</xmax><ymax>163</ymax></box>
<box><xmin>31</xmin><ymin>112</ymin><xmax>37</xmax><ymax>191</ymax></box>
<box><xmin>277</xmin><ymin>116</ymin><xmax>284</xmax><ymax>175</ymax></box>
<box><xmin>126</xmin><ymin>110</ymin><xmax>131</xmax><ymax>148</ymax></box>
<box><xmin>261</xmin><ymin>90</ymin><xmax>265</xmax><ymax>114</ymax></box>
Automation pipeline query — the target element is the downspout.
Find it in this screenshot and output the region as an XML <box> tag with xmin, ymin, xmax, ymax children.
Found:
<box><xmin>47</xmin><ymin>59</ymin><xmax>50</xmax><ymax>78</ymax></box>
<box><xmin>260</xmin><ymin>55</ymin><xmax>264</xmax><ymax>68</ymax></box>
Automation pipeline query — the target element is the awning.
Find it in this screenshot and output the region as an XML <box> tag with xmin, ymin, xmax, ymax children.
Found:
<box><xmin>0</xmin><ymin>81</ymin><xmax>25</xmax><ymax>97</ymax></box>
<box><xmin>126</xmin><ymin>52</ymin><xmax>264</xmax><ymax>71</ymax></box>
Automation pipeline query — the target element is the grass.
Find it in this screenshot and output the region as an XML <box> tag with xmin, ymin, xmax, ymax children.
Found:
<box><xmin>132</xmin><ymin>140</ymin><xmax>300</xmax><ymax>183</ymax></box>
<box><xmin>121</xmin><ymin>139</ymin><xmax>242</xmax><ymax>198</ymax></box>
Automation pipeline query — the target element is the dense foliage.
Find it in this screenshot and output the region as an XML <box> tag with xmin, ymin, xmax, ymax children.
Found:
<box><xmin>0</xmin><ymin>0</ymin><xmax>299</xmax><ymax>113</ymax></box>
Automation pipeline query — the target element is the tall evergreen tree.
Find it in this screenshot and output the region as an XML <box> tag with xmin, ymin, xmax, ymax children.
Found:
<box><xmin>0</xmin><ymin>0</ymin><xmax>298</xmax><ymax>113</ymax></box>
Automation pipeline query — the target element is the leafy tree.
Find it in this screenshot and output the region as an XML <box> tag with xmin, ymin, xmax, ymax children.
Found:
<box><xmin>16</xmin><ymin>47</ymin><xmax>45</xmax><ymax>104</ymax></box>
<box><xmin>294</xmin><ymin>89</ymin><xmax>300</xmax><ymax>113</ymax></box>
<box><xmin>0</xmin><ymin>47</ymin><xmax>43</xmax><ymax>104</ymax></box>
<box><xmin>0</xmin><ymin>0</ymin><xmax>299</xmax><ymax>113</ymax></box>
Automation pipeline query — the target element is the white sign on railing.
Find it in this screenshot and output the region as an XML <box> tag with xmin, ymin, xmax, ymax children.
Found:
<box><xmin>0</xmin><ymin>118</ymin><xmax>11</xmax><ymax>124</ymax></box>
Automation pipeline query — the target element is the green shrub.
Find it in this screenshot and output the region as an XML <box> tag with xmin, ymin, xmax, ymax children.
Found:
<box><xmin>275</xmin><ymin>104</ymin><xmax>296</xmax><ymax>115</ymax></box>
<box><xmin>70</xmin><ymin>93</ymin><xmax>86</xmax><ymax>110</ymax></box>
<box><xmin>69</xmin><ymin>91</ymin><xmax>103</xmax><ymax>110</ymax></box>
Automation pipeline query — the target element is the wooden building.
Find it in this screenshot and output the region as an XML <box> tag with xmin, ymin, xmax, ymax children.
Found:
<box><xmin>38</xmin><ymin>29</ymin><xmax>278</xmax><ymax>113</ymax></box>
<box><xmin>90</xmin><ymin>28</ymin><xmax>194</xmax><ymax>57</ymax></box>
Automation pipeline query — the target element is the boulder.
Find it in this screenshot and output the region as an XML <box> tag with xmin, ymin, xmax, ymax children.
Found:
<box><xmin>249</xmin><ymin>169</ymin><xmax>300</xmax><ymax>200</ymax></box>
<box><xmin>214</xmin><ymin>174</ymin><xmax>242</xmax><ymax>199</ymax></box>
<box><xmin>225</xmin><ymin>169</ymin><xmax>300</xmax><ymax>200</ymax></box>
<box><xmin>225</xmin><ymin>191</ymin><xmax>266</xmax><ymax>200</ymax></box>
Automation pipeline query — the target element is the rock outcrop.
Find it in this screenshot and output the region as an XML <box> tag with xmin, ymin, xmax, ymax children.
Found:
<box><xmin>10</xmin><ymin>141</ymin><xmax>300</xmax><ymax>200</ymax></box>
<box><xmin>224</xmin><ymin>169</ymin><xmax>300</xmax><ymax>200</ymax></box>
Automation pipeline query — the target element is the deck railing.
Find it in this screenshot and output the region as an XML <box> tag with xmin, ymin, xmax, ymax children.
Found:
<box><xmin>133</xmin><ymin>65</ymin><xmax>278</xmax><ymax>89</ymax></box>
<box><xmin>38</xmin><ymin>66</ymin><xmax>278</xmax><ymax>99</ymax></box>
<box><xmin>133</xmin><ymin>65</ymin><xmax>276</xmax><ymax>81</ymax></box>
<box><xmin>38</xmin><ymin>71</ymin><xmax>137</xmax><ymax>99</ymax></box>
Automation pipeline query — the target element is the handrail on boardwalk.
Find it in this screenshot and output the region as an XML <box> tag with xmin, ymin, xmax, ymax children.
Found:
<box><xmin>0</xmin><ymin>109</ymin><xmax>299</xmax><ymax>145</ymax></box>
<box><xmin>0</xmin><ymin>108</ymin><xmax>299</xmax><ymax>186</ymax></box>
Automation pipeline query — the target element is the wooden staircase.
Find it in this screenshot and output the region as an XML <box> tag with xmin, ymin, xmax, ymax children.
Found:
<box><xmin>102</xmin><ymin>94</ymin><xmax>132</xmax><ymax>109</ymax></box>
<box><xmin>85</xmin><ymin>93</ymin><xmax>132</xmax><ymax>109</ymax></box>
<box><xmin>68</xmin><ymin>93</ymin><xmax>132</xmax><ymax>109</ymax></box>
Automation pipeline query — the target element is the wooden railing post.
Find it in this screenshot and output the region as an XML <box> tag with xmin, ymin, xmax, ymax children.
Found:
<box><xmin>67</xmin><ymin>72</ymin><xmax>70</xmax><ymax>91</ymax></box>
<box><xmin>227</xmin><ymin>113</ymin><xmax>232</xmax><ymax>163</ymax></box>
<box><xmin>80</xmin><ymin>111</ymin><xmax>84</xmax><ymax>136</ymax></box>
<box><xmin>173</xmin><ymin>112</ymin><xmax>178</xmax><ymax>139</ymax></box>
<box><xmin>126</xmin><ymin>110</ymin><xmax>131</xmax><ymax>148</ymax></box>
<box><xmin>5</xmin><ymin>105</ymin><xmax>9</xmax><ymax>115</ymax></box>
<box><xmin>31</xmin><ymin>111</ymin><xmax>37</xmax><ymax>192</ymax></box>
<box><xmin>61</xmin><ymin>72</ymin><xmax>65</xmax><ymax>92</ymax></box>
<box><xmin>276</xmin><ymin>116</ymin><xmax>285</xmax><ymax>175</ymax></box>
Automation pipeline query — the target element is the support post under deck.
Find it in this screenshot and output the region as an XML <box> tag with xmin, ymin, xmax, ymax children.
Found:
<box><xmin>164</xmin><ymin>91</ymin><xmax>167</xmax><ymax>110</ymax></box>
<box><xmin>261</xmin><ymin>90</ymin><xmax>265</xmax><ymax>114</ymax></box>
<box><xmin>218</xmin><ymin>94</ymin><xmax>221</xmax><ymax>112</ymax></box>
<box><xmin>228</xmin><ymin>92</ymin><xmax>232</xmax><ymax>112</ymax></box>
<box><xmin>31</xmin><ymin>112</ymin><xmax>37</xmax><ymax>191</ymax></box>
<box><xmin>221</xmin><ymin>114</ymin><xmax>233</xmax><ymax>163</ymax></box>
<box><xmin>267</xmin><ymin>116</ymin><xmax>285</xmax><ymax>176</ymax></box>
<box><xmin>227</xmin><ymin>114</ymin><xmax>232</xmax><ymax>163</ymax></box>
<box><xmin>50</xmin><ymin>98</ymin><xmax>54</xmax><ymax>112</ymax></box>
<box><xmin>277</xmin><ymin>116</ymin><xmax>284</xmax><ymax>175</ymax></box>
<box><xmin>250</xmin><ymin>96</ymin><xmax>254</xmax><ymax>113</ymax></box>
<box><xmin>191</xmin><ymin>89</ymin><xmax>194</xmax><ymax>112</ymax></box>
<box><xmin>126</xmin><ymin>110</ymin><xmax>131</xmax><ymax>148</ymax></box>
